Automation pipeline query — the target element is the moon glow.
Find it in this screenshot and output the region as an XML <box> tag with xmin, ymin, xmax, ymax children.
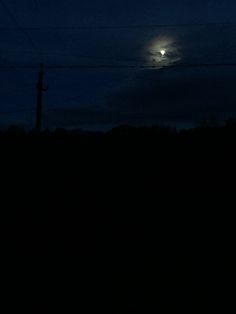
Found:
<box><xmin>146</xmin><ymin>35</ymin><xmax>181</xmax><ymax>67</ymax></box>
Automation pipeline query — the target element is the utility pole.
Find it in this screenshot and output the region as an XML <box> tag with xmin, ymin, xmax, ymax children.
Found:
<box><xmin>36</xmin><ymin>63</ymin><xmax>48</xmax><ymax>132</ymax></box>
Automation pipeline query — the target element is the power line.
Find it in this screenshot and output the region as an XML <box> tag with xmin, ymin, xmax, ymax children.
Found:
<box><xmin>2</xmin><ymin>46</ymin><xmax>236</xmax><ymax>66</ymax></box>
<box><xmin>0</xmin><ymin>55</ymin><xmax>12</xmax><ymax>66</ymax></box>
<box><xmin>1</xmin><ymin>62</ymin><xmax>236</xmax><ymax>70</ymax></box>
<box><xmin>0</xmin><ymin>108</ymin><xmax>34</xmax><ymax>115</ymax></box>
<box><xmin>0</xmin><ymin>21</ymin><xmax>236</xmax><ymax>32</ymax></box>
<box><xmin>0</xmin><ymin>48</ymin><xmax>144</xmax><ymax>63</ymax></box>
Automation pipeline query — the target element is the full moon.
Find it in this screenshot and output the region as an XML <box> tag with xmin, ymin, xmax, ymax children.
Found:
<box><xmin>145</xmin><ymin>35</ymin><xmax>181</xmax><ymax>67</ymax></box>
<box><xmin>160</xmin><ymin>50</ymin><xmax>166</xmax><ymax>56</ymax></box>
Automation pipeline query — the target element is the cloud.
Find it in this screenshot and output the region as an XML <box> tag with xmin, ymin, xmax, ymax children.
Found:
<box><xmin>145</xmin><ymin>35</ymin><xmax>182</xmax><ymax>67</ymax></box>
<box><xmin>44</xmin><ymin>66</ymin><xmax>236</xmax><ymax>130</ymax></box>
<box><xmin>106</xmin><ymin>67</ymin><xmax>236</xmax><ymax>124</ymax></box>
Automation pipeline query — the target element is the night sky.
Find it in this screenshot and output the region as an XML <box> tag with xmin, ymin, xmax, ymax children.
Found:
<box><xmin>1</xmin><ymin>0</ymin><xmax>236</xmax><ymax>130</ymax></box>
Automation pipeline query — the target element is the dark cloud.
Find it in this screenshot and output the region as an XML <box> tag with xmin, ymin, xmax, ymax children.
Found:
<box><xmin>46</xmin><ymin>67</ymin><xmax>236</xmax><ymax>129</ymax></box>
<box><xmin>106</xmin><ymin>67</ymin><xmax>236</xmax><ymax>124</ymax></box>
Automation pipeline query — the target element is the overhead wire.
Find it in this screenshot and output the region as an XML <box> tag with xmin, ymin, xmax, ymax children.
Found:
<box><xmin>0</xmin><ymin>48</ymin><xmax>144</xmax><ymax>64</ymax></box>
<box><xmin>0</xmin><ymin>4</ymin><xmax>236</xmax><ymax>67</ymax></box>
<box><xmin>0</xmin><ymin>21</ymin><xmax>236</xmax><ymax>31</ymax></box>
<box><xmin>0</xmin><ymin>108</ymin><xmax>34</xmax><ymax>115</ymax></box>
<box><xmin>1</xmin><ymin>62</ymin><xmax>236</xmax><ymax>70</ymax></box>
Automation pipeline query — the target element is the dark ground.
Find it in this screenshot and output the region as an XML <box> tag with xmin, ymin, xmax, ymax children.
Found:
<box><xmin>0</xmin><ymin>123</ymin><xmax>235</xmax><ymax>312</ymax></box>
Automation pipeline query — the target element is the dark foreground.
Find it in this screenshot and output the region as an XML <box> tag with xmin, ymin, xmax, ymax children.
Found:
<box><xmin>1</xmin><ymin>124</ymin><xmax>235</xmax><ymax>312</ymax></box>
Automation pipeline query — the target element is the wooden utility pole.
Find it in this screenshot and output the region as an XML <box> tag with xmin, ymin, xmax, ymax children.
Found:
<box><xmin>36</xmin><ymin>63</ymin><xmax>48</xmax><ymax>132</ymax></box>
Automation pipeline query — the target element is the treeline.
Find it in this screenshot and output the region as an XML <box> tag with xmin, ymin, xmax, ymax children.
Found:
<box><xmin>1</xmin><ymin>119</ymin><xmax>236</xmax><ymax>226</ymax></box>
<box><xmin>1</xmin><ymin>120</ymin><xmax>236</xmax><ymax>157</ymax></box>
<box><xmin>1</xmin><ymin>121</ymin><xmax>235</xmax><ymax>313</ymax></box>
<box><xmin>1</xmin><ymin>118</ymin><xmax>236</xmax><ymax>140</ymax></box>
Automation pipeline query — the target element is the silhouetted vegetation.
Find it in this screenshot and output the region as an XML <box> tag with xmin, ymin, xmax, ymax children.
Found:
<box><xmin>1</xmin><ymin>121</ymin><xmax>235</xmax><ymax>312</ymax></box>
